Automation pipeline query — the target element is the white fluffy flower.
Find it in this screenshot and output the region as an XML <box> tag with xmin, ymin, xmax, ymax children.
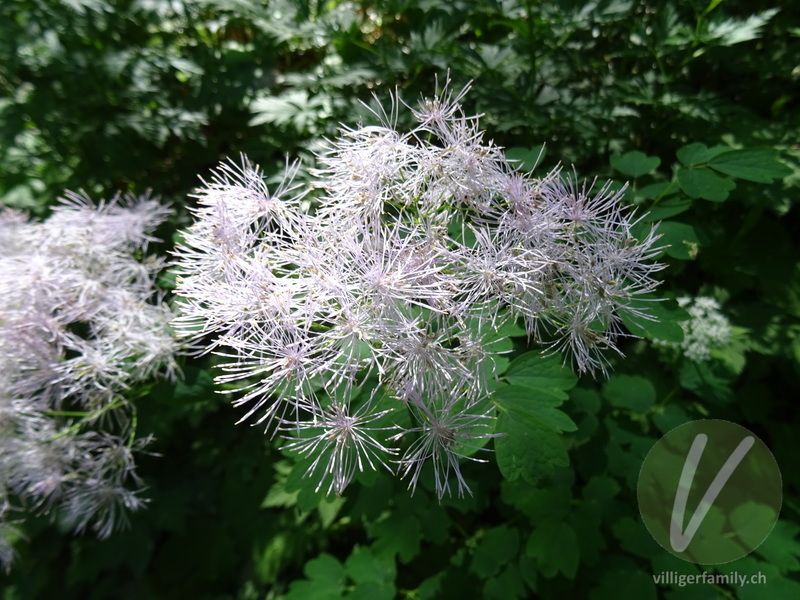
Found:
<box><xmin>173</xmin><ymin>81</ymin><xmax>663</xmax><ymax>498</ymax></box>
<box><xmin>666</xmin><ymin>296</ymin><xmax>732</xmax><ymax>362</ymax></box>
<box><xmin>0</xmin><ymin>192</ymin><xmax>179</xmax><ymax>570</ymax></box>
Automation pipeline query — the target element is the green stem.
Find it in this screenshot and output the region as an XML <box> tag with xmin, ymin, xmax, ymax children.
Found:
<box><xmin>45</xmin><ymin>397</ymin><xmax>128</xmax><ymax>443</ymax></box>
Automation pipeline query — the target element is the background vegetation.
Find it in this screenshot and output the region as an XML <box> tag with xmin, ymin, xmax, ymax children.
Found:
<box><xmin>1</xmin><ymin>0</ymin><xmax>799</xmax><ymax>598</ymax></box>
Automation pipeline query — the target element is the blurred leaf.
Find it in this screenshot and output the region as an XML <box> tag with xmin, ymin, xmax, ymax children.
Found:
<box><xmin>679</xmin><ymin>360</ymin><xmax>735</xmax><ymax>403</ymax></box>
<box><xmin>345</xmin><ymin>546</ymin><xmax>396</xmax><ymax>585</ymax></box>
<box><xmin>506</xmin><ymin>146</ymin><xmax>546</xmax><ymax>172</ymax></box>
<box><xmin>250</xmin><ymin>91</ymin><xmax>331</xmax><ymax>130</ymax></box>
<box><xmin>483</xmin><ymin>563</ymin><xmax>527</xmax><ymax>600</ymax></box>
<box><xmin>471</xmin><ymin>525</ymin><xmax>520</xmax><ymax>579</ymax></box>
<box><xmin>676</xmin><ymin>143</ymin><xmax>732</xmax><ymax>167</ymax></box>
<box><xmin>642</xmin><ymin>196</ymin><xmax>692</xmax><ymax>221</ymax></box>
<box><xmin>504</xmin><ymin>352</ymin><xmax>578</xmax><ymax>393</ymax></box>
<box><xmin>729</xmin><ymin>556</ymin><xmax>800</xmax><ymax>600</ymax></box>
<box><xmin>709</xmin><ymin>148</ymin><xmax>793</xmax><ymax>183</ymax></box>
<box><xmin>589</xmin><ymin>560</ymin><xmax>656</xmax><ymax>600</ymax></box>
<box><xmin>656</xmin><ymin>221</ymin><xmax>703</xmax><ymax>259</ymax></box>
<box><xmin>753</xmin><ymin>520</ymin><xmax>800</xmax><ymax>572</ymax></box>
<box><xmin>493</xmin><ymin>384</ymin><xmax>577</xmax><ymax>433</ymax></box>
<box><xmin>619</xmin><ymin>295</ymin><xmax>688</xmax><ymax>342</ymax></box>
<box><xmin>495</xmin><ymin>412</ymin><xmax>569</xmax><ymax>485</ymax></box>
<box><xmin>602</xmin><ymin>375</ymin><xmax>656</xmax><ymax>412</ymax></box>
<box><xmin>730</xmin><ymin>501</ymin><xmax>778</xmax><ymax>550</ymax></box>
<box><xmin>677</xmin><ymin>167</ymin><xmax>735</xmax><ymax>202</ymax></box>
<box><xmin>704</xmin><ymin>9</ymin><xmax>779</xmax><ymax>46</ymax></box>
<box><xmin>637</xmin><ymin>181</ymin><xmax>679</xmax><ymax>201</ymax></box>
<box><xmin>611</xmin><ymin>151</ymin><xmax>660</xmax><ymax>177</ymax></box>
<box><xmin>345</xmin><ymin>546</ymin><xmax>396</xmax><ymax>600</ymax></box>
<box><xmin>525</xmin><ymin>520</ymin><xmax>579</xmax><ymax>579</ymax></box>
<box><xmin>285</xmin><ymin>553</ymin><xmax>346</xmax><ymax>600</ymax></box>
<box><xmin>306</xmin><ymin>553</ymin><xmax>347</xmax><ymax>583</ymax></box>
<box><xmin>370</xmin><ymin>513</ymin><xmax>421</xmax><ymax>562</ymax></box>
<box><xmin>348</xmin><ymin>581</ymin><xmax>394</xmax><ymax>600</ymax></box>
<box><xmin>613</xmin><ymin>517</ymin><xmax>662</xmax><ymax>561</ymax></box>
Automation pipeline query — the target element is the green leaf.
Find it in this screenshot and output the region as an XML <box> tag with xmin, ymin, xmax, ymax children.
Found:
<box><xmin>481</xmin><ymin>317</ymin><xmax>525</xmax><ymax>383</ymax></box>
<box><xmin>345</xmin><ymin>546</ymin><xmax>396</xmax><ymax>585</ymax></box>
<box><xmin>589</xmin><ymin>560</ymin><xmax>656</xmax><ymax>600</ymax></box>
<box><xmin>706</xmin><ymin>9</ymin><xmax>779</xmax><ymax>46</ymax></box>
<box><xmin>492</xmin><ymin>385</ymin><xmax>577</xmax><ymax>432</ymax></box>
<box><xmin>570</xmin><ymin>387</ymin><xmax>601</xmax><ymax>415</ymax></box>
<box><xmin>370</xmin><ymin>514</ymin><xmax>421</xmax><ymax>561</ymax></box>
<box><xmin>284</xmin><ymin>454</ymin><xmax>329</xmax><ymax>511</ymax></box>
<box><xmin>501</xmin><ymin>482</ymin><xmax>571</xmax><ymax>521</ymax></box>
<box><xmin>602</xmin><ymin>375</ymin><xmax>656</xmax><ymax>412</ymax></box>
<box><xmin>285</xmin><ymin>554</ymin><xmax>346</xmax><ymax>600</ymax></box>
<box><xmin>712</xmin><ymin>342</ymin><xmax>746</xmax><ymax>376</ymax></box>
<box><xmin>173</xmin><ymin>366</ymin><xmax>215</xmax><ymax>402</ymax></box>
<box><xmin>415</xmin><ymin>572</ymin><xmax>445</xmax><ymax>600</ymax></box>
<box><xmin>261</xmin><ymin>476</ymin><xmax>299</xmax><ymax>509</ymax></box>
<box><xmin>642</xmin><ymin>196</ymin><xmax>692</xmax><ymax>221</ymax></box>
<box><xmin>471</xmin><ymin>525</ymin><xmax>520</xmax><ymax>579</ymax></box>
<box><xmin>729</xmin><ymin>557</ymin><xmax>800</xmax><ymax>600</ymax></box>
<box><xmin>754</xmin><ymin>520</ymin><xmax>800</xmax><ymax>572</ymax></box>
<box><xmin>679</xmin><ymin>360</ymin><xmax>734</xmax><ymax>403</ymax></box>
<box><xmin>703</xmin><ymin>0</ymin><xmax>726</xmax><ymax>16</ymax></box>
<box><xmin>488</xmin><ymin>318</ymin><xmax>528</xmax><ymax>339</ymax></box>
<box><xmin>612</xmin><ymin>517</ymin><xmax>661</xmax><ymax>560</ymax></box>
<box><xmin>495</xmin><ymin>412</ymin><xmax>569</xmax><ymax>485</ymax></box>
<box><xmin>252</xmin><ymin>533</ymin><xmax>289</xmax><ymax>584</ymax></box>
<box><xmin>709</xmin><ymin>148</ymin><xmax>792</xmax><ymax>183</ymax></box>
<box><xmin>506</xmin><ymin>146</ymin><xmax>545</xmax><ymax>172</ymax></box>
<box><xmin>284</xmin><ymin>579</ymin><xmax>343</xmax><ymax>600</ymax></box>
<box><xmin>677</xmin><ymin>167</ymin><xmax>736</xmax><ymax>202</ymax></box>
<box><xmin>1</xmin><ymin>183</ymin><xmax>48</xmax><ymax>212</ymax></box>
<box><xmin>619</xmin><ymin>296</ymin><xmax>688</xmax><ymax>342</ymax></box>
<box><xmin>583</xmin><ymin>475</ymin><xmax>621</xmax><ymax>508</ymax></box>
<box><xmin>249</xmin><ymin>90</ymin><xmax>330</xmax><ymax>130</ymax></box>
<box><xmin>504</xmin><ymin>352</ymin><xmax>578</xmax><ymax>392</ymax></box>
<box><xmin>730</xmin><ymin>502</ymin><xmax>779</xmax><ymax>550</ymax></box>
<box><xmin>484</xmin><ymin>564</ymin><xmax>527</xmax><ymax>600</ymax></box>
<box><xmin>348</xmin><ymin>581</ymin><xmax>395</xmax><ymax>600</ymax></box>
<box><xmin>653</xmin><ymin>403</ymin><xmax>693</xmax><ymax>434</ymax></box>
<box><xmin>611</xmin><ymin>151</ymin><xmax>660</xmax><ymax>177</ymax></box>
<box><xmin>167</xmin><ymin>57</ymin><xmax>204</xmax><ymax>76</ymax></box>
<box><xmin>318</xmin><ymin>496</ymin><xmax>346</xmax><ymax>529</ymax></box>
<box><xmin>305</xmin><ymin>553</ymin><xmax>346</xmax><ymax>584</ymax></box>
<box><xmin>636</xmin><ymin>181</ymin><xmax>677</xmax><ymax>201</ymax></box>
<box><xmin>676</xmin><ymin>143</ymin><xmax>732</xmax><ymax>167</ymax></box>
<box><xmin>525</xmin><ymin>520</ymin><xmax>579</xmax><ymax>579</ymax></box>
<box><xmin>650</xmin><ymin>553</ymin><xmax>701</xmax><ymax>579</ymax></box>
<box><xmin>655</xmin><ymin>221</ymin><xmax>702</xmax><ymax>260</ymax></box>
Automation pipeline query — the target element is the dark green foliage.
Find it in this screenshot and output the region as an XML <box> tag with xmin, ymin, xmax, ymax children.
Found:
<box><xmin>2</xmin><ymin>0</ymin><xmax>800</xmax><ymax>599</ymax></box>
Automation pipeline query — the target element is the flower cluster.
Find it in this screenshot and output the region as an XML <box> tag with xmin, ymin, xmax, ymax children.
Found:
<box><xmin>173</xmin><ymin>82</ymin><xmax>663</xmax><ymax>498</ymax></box>
<box><xmin>0</xmin><ymin>193</ymin><xmax>179</xmax><ymax>571</ymax></box>
<box><xmin>657</xmin><ymin>296</ymin><xmax>732</xmax><ymax>362</ymax></box>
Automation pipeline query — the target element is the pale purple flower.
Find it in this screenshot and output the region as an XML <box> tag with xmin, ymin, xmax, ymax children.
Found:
<box><xmin>281</xmin><ymin>399</ymin><xmax>397</xmax><ymax>495</ymax></box>
<box><xmin>0</xmin><ymin>192</ymin><xmax>179</xmax><ymax>570</ymax></box>
<box><xmin>173</xmin><ymin>79</ymin><xmax>663</xmax><ymax>498</ymax></box>
<box><xmin>392</xmin><ymin>395</ymin><xmax>499</xmax><ymax>498</ymax></box>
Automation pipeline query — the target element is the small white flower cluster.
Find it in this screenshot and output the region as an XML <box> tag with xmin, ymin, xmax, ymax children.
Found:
<box><xmin>173</xmin><ymin>82</ymin><xmax>662</xmax><ymax>498</ymax></box>
<box><xmin>661</xmin><ymin>296</ymin><xmax>732</xmax><ymax>362</ymax></box>
<box><xmin>0</xmin><ymin>193</ymin><xmax>179</xmax><ymax>571</ymax></box>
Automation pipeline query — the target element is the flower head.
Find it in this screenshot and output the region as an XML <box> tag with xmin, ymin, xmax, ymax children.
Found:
<box><xmin>0</xmin><ymin>192</ymin><xmax>179</xmax><ymax>570</ymax></box>
<box><xmin>656</xmin><ymin>296</ymin><xmax>732</xmax><ymax>362</ymax></box>
<box><xmin>281</xmin><ymin>399</ymin><xmax>397</xmax><ymax>495</ymax></box>
<box><xmin>173</xmin><ymin>79</ymin><xmax>663</xmax><ymax>497</ymax></box>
